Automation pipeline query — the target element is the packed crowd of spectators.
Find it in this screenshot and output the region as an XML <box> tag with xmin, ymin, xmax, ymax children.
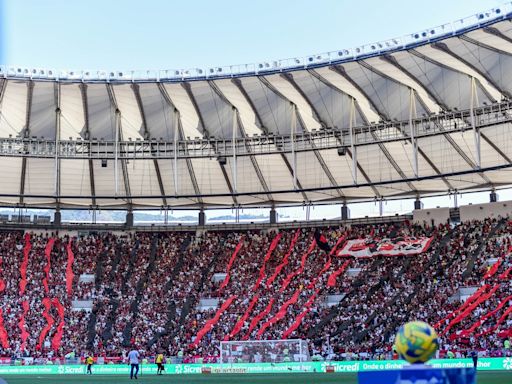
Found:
<box><xmin>0</xmin><ymin>216</ymin><xmax>509</xmax><ymax>364</ymax></box>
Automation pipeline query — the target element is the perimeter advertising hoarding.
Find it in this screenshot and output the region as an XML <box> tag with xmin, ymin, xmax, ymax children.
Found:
<box><xmin>0</xmin><ymin>358</ymin><xmax>510</xmax><ymax>375</ymax></box>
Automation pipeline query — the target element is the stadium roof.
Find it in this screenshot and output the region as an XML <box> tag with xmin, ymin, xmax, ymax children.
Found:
<box><xmin>1</xmin><ymin>6</ymin><xmax>512</xmax><ymax>209</ymax></box>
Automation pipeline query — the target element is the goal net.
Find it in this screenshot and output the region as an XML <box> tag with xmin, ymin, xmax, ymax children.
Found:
<box><xmin>219</xmin><ymin>339</ymin><xmax>311</xmax><ymax>364</ymax></box>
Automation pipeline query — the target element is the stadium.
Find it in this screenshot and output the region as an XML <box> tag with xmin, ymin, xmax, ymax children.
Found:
<box><xmin>0</xmin><ymin>1</ymin><xmax>512</xmax><ymax>383</ymax></box>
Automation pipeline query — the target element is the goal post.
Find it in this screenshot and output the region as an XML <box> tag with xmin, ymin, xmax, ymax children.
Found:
<box><xmin>219</xmin><ymin>339</ymin><xmax>311</xmax><ymax>364</ymax></box>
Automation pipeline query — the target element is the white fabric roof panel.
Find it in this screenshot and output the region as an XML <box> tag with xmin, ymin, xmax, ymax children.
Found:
<box><xmin>0</xmin><ymin>157</ymin><xmax>22</xmax><ymax>197</ymax></box>
<box><xmin>59</xmin><ymin>84</ymin><xmax>85</xmax><ymax>140</ymax></box>
<box><xmin>355</xmin><ymin>143</ymin><xmax>404</xmax><ymax>184</ymax></box>
<box><xmin>362</xmin><ymin>57</ymin><xmax>442</xmax><ymax>114</ymax></box>
<box><xmin>2</xmin><ymin>18</ymin><xmax>512</xmax><ymax>208</ymax></box>
<box><xmin>112</xmin><ymin>84</ymin><xmax>144</xmax><ymax>140</ymax></box>
<box><xmin>222</xmin><ymin>156</ymin><xmax>271</xmax><ymax>205</ymax></box>
<box><xmin>190</xmin><ymin>157</ymin><xmax>234</xmax><ymax>205</ymax></box>
<box><xmin>29</xmin><ymin>82</ymin><xmax>56</xmax><ymax>139</ymax></box>
<box><xmin>256</xmin><ymin>154</ymin><xmax>297</xmax><ymax>193</ymax></box>
<box><xmin>0</xmin><ymin>80</ymin><xmax>27</xmax><ymax>138</ymax></box>
<box><xmin>263</xmin><ymin>74</ymin><xmax>321</xmax><ymax>131</ymax></box>
<box><xmin>339</xmin><ymin>62</ymin><xmax>420</xmax><ymax>121</ymax></box>
<box><xmin>212</xmin><ymin>79</ymin><xmax>262</xmax><ymax>136</ymax></box>
<box><xmin>223</xmin><ymin>156</ymin><xmax>265</xmax><ymax>194</ymax></box>
<box><xmin>92</xmin><ymin>159</ymin><xmax>127</xmax><ymax>207</ymax></box>
<box><xmin>313</xmin><ymin>148</ymin><xmax>357</xmax><ymax>187</ymax></box>
<box><xmin>155</xmin><ymin>158</ymin><xmax>198</xmax><ymax>206</ymax></box>
<box><xmin>161</xmin><ymin>83</ymin><xmax>202</xmax><ymax>138</ymax></box>
<box><xmin>23</xmin><ymin>158</ymin><xmax>55</xmax><ymax>205</ymax></box>
<box><xmin>441</xmin><ymin>34</ymin><xmax>512</xmax><ymax>95</ymax></box>
<box><xmin>480</xmin><ymin>122</ymin><xmax>512</xmax><ymax>160</ymax></box>
<box><xmin>312</xmin><ymin>67</ymin><xmax>380</xmax><ymax>123</ymax></box>
<box><xmin>284</xmin><ymin>151</ymin><xmax>333</xmax><ymax>191</ymax></box>
<box><xmin>390</xmin><ymin>50</ymin><xmax>477</xmax><ymax>110</ymax></box>
<box><xmin>484</xmin><ymin>169</ymin><xmax>512</xmax><ymax>185</ymax></box>
<box><xmin>138</xmin><ymin>84</ymin><xmax>176</xmax><ymax>140</ymax></box>
<box><xmin>238</xmin><ymin>77</ymin><xmax>295</xmax><ymax>134</ymax></box>
<box><xmin>188</xmin><ymin>81</ymin><xmax>233</xmax><ymax>139</ymax></box>
<box><xmin>86</xmin><ymin>85</ymin><xmax>115</xmax><ymax>140</ymax></box>
<box><xmin>126</xmin><ymin>159</ymin><xmax>161</xmax><ymax>202</ymax></box>
<box><xmin>414</xmin><ymin>45</ymin><xmax>501</xmax><ymax>102</ymax></box>
<box><xmin>374</xmin><ymin>182</ymin><xmax>415</xmax><ymax>197</ymax></box>
<box><xmin>59</xmin><ymin>159</ymin><xmax>91</xmax><ymax>207</ymax></box>
<box><xmin>289</xmin><ymin>71</ymin><xmax>360</xmax><ymax>130</ymax></box>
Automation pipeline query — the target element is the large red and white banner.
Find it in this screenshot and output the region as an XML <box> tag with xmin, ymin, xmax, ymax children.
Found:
<box><xmin>337</xmin><ymin>236</ymin><xmax>433</xmax><ymax>258</ymax></box>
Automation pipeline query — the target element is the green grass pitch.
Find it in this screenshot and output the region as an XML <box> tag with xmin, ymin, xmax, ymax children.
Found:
<box><xmin>1</xmin><ymin>371</ymin><xmax>511</xmax><ymax>383</ymax></box>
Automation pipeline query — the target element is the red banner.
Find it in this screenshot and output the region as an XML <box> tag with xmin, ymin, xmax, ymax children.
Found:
<box><xmin>306</xmin><ymin>236</ymin><xmax>345</xmax><ymax>289</ymax></box>
<box><xmin>19</xmin><ymin>233</ymin><xmax>31</xmax><ymax>295</ymax></box>
<box><xmin>192</xmin><ymin>295</ymin><xmax>236</xmax><ymax>347</ymax></box>
<box><xmin>279</xmin><ymin>239</ymin><xmax>315</xmax><ymax>293</ymax></box>
<box><xmin>267</xmin><ymin>229</ymin><xmax>300</xmax><ymax>287</ymax></box>
<box><xmin>327</xmin><ymin>260</ymin><xmax>351</xmax><ymax>287</ymax></box>
<box><xmin>0</xmin><ymin>255</ymin><xmax>4</xmax><ymax>294</ymax></box>
<box><xmin>458</xmin><ymin>295</ymin><xmax>512</xmax><ymax>338</ymax></box>
<box><xmin>43</xmin><ymin>238</ymin><xmax>55</xmax><ymax>294</ymax></box>
<box><xmin>66</xmin><ymin>239</ymin><xmax>75</xmax><ymax>297</ymax></box>
<box><xmin>282</xmin><ymin>289</ymin><xmax>320</xmax><ymax>339</ymax></box>
<box><xmin>476</xmin><ymin>306</ymin><xmax>512</xmax><ymax>337</ymax></box>
<box><xmin>256</xmin><ymin>289</ymin><xmax>301</xmax><ymax>338</ymax></box>
<box><xmin>38</xmin><ymin>298</ymin><xmax>55</xmax><ymax>350</ymax></box>
<box><xmin>225</xmin><ymin>294</ymin><xmax>260</xmax><ymax>341</ymax></box>
<box><xmin>243</xmin><ymin>298</ymin><xmax>275</xmax><ymax>340</ymax></box>
<box><xmin>337</xmin><ymin>236</ymin><xmax>433</xmax><ymax>258</ymax></box>
<box><xmin>19</xmin><ymin>300</ymin><xmax>29</xmax><ymax>351</ymax></box>
<box><xmin>219</xmin><ymin>238</ymin><xmax>244</xmax><ymax>291</ymax></box>
<box><xmin>253</xmin><ymin>233</ymin><xmax>282</xmax><ymax>290</ymax></box>
<box><xmin>51</xmin><ymin>298</ymin><xmax>65</xmax><ymax>351</ymax></box>
<box><xmin>484</xmin><ymin>259</ymin><xmax>503</xmax><ymax>279</ymax></box>
<box><xmin>441</xmin><ymin>284</ymin><xmax>500</xmax><ymax>336</ymax></box>
<box><xmin>0</xmin><ymin>309</ymin><xmax>9</xmax><ymax>349</ymax></box>
<box><xmin>498</xmin><ymin>266</ymin><xmax>512</xmax><ymax>280</ymax></box>
<box><xmin>435</xmin><ymin>284</ymin><xmax>490</xmax><ymax>329</ymax></box>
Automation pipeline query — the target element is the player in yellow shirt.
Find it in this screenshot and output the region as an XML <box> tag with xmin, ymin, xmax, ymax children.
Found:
<box><xmin>156</xmin><ymin>351</ymin><xmax>165</xmax><ymax>375</ymax></box>
<box><xmin>86</xmin><ymin>354</ymin><xmax>94</xmax><ymax>375</ymax></box>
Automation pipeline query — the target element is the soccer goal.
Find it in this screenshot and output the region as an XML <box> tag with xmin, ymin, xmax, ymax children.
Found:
<box><xmin>219</xmin><ymin>339</ymin><xmax>311</xmax><ymax>364</ymax></box>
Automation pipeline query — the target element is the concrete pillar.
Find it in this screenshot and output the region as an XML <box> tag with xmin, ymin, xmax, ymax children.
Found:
<box><xmin>126</xmin><ymin>211</ymin><xmax>134</xmax><ymax>227</ymax></box>
<box><xmin>270</xmin><ymin>208</ymin><xmax>277</xmax><ymax>224</ymax></box>
<box><xmin>490</xmin><ymin>191</ymin><xmax>498</xmax><ymax>203</ymax></box>
<box><xmin>198</xmin><ymin>210</ymin><xmax>206</xmax><ymax>226</ymax></box>
<box><xmin>341</xmin><ymin>205</ymin><xmax>350</xmax><ymax>220</ymax></box>
<box><xmin>53</xmin><ymin>210</ymin><xmax>61</xmax><ymax>227</ymax></box>
<box><xmin>414</xmin><ymin>199</ymin><xmax>423</xmax><ymax>210</ymax></box>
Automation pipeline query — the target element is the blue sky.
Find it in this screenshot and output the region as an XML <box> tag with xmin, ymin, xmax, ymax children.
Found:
<box><xmin>1</xmin><ymin>0</ymin><xmax>508</xmax><ymax>221</ymax></box>
<box><xmin>2</xmin><ymin>0</ymin><xmax>500</xmax><ymax>71</ymax></box>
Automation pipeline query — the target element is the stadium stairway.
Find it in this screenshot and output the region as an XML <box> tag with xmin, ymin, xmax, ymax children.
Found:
<box><xmin>102</xmin><ymin>239</ymin><xmax>140</xmax><ymax>343</ymax></box>
<box><xmin>151</xmin><ymin>235</ymin><xmax>191</xmax><ymax>349</ymax></box>
<box><xmin>382</xmin><ymin>229</ymin><xmax>453</xmax><ymax>342</ymax></box>
<box><xmin>176</xmin><ymin>234</ymin><xmax>242</xmax><ymax>349</ymax></box>
<box><xmin>306</xmin><ymin>257</ymin><xmax>384</xmax><ymax>339</ymax></box>
<box><xmin>463</xmin><ymin>218</ymin><xmax>506</xmax><ymax>279</ymax></box>
<box><xmin>122</xmin><ymin>235</ymin><xmax>158</xmax><ymax>347</ymax></box>
<box><xmin>354</xmin><ymin>256</ymin><xmax>414</xmax><ymax>344</ymax></box>
<box><xmin>86</xmin><ymin>239</ymin><xmax>108</xmax><ymax>349</ymax></box>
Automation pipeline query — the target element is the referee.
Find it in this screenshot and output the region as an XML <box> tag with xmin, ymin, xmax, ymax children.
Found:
<box><xmin>156</xmin><ymin>351</ymin><xmax>165</xmax><ymax>375</ymax></box>
<box><xmin>128</xmin><ymin>347</ymin><xmax>140</xmax><ymax>380</ymax></box>
<box><xmin>470</xmin><ymin>349</ymin><xmax>478</xmax><ymax>369</ymax></box>
<box><xmin>86</xmin><ymin>354</ymin><xmax>94</xmax><ymax>375</ymax></box>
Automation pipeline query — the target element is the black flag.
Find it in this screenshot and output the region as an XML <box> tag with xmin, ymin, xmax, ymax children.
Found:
<box><xmin>314</xmin><ymin>230</ymin><xmax>331</xmax><ymax>253</ymax></box>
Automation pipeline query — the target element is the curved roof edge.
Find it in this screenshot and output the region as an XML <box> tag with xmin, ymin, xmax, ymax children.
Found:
<box><xmin>0</xmin><ymin>4</ymin><xmax>510</xmax><ymax>83</ymax></box>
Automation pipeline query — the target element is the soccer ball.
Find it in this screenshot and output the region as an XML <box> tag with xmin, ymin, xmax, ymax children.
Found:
<box><xmin>394</xmin><ymin>321</ymin><xmax>438</xmax><ymax>364</ymax></box>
